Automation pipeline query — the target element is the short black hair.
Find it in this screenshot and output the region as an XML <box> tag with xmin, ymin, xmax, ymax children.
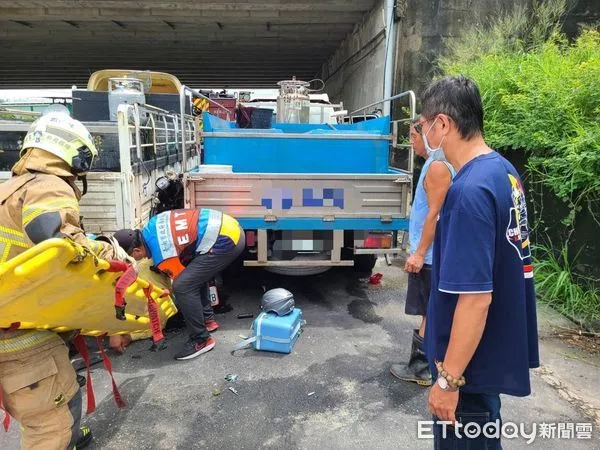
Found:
<box><xmin>420</xmin><ymin>76</ymin><xmax>484</xmax><ymax>140</ymax></box>
<box><xmin>112</xmin><ymin>229</ymin><xmax>142</xmax><ymax>255</ymax></box>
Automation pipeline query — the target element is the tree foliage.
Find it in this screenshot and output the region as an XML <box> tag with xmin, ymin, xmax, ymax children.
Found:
<box><xmin>438</xmin><ymin>0</ymin><xmax>600</xmax><ymax>320</ymax></box>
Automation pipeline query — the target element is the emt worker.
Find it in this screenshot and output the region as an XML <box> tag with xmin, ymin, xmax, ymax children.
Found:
<box><xmin>390</xmin><ymin>118</ymin><xmax>453</xmax><ymax>386</ymax></box>
<box><xmin>113</xmin><ymin>208</ymin><xmax>245</xmax><ymax>360</ymax></box>
<box><xmin>421</xmin><ymin>76</ymin><xmax>539</xmax><ymax>449</ymax></box>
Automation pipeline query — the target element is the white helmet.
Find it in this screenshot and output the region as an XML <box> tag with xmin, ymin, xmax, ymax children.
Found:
<box><xmin>21</xmin><ymin>110</ymin><xmax>97</xmax><ymax>175</ymax></box>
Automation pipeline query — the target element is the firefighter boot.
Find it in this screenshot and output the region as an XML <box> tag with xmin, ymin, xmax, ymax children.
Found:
<box><xmin>390</xmin><ymin>329</ymin><xmax>432</xmax><ymax>386</ymax></box>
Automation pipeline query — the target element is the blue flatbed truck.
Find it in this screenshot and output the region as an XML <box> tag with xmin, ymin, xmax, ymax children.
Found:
<box><xmin>183</xmin><ymin>90</ymin><xmax>415</xmax><ymax>275</ymax></box>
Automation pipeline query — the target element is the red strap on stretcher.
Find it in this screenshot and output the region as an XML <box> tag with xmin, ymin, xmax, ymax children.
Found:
<box><xmin>72</xmin><ymin>334</ymin><xmax>96</xmax><ymax>414</ymax></box>
<box><xmin>142</xmin><ymin>283</ymin><xmax>166</xmax><ymax>345</ymax></box>
<box><xmin>5</xmin><ymin>323</ymin><xmax>20</xmax><ymax>332</ymax></box>
<box><xmin>106</xmin><ymin>261</ymin><xmax>138</xmax><ymax>320</ymax></box>
<box><xmin>106</xmin><ymin>260</ymin><xmax>129</xmax><ymax>274</ymax></box>
<box><xmin>96</xmin><ymin>336</ymin><xmax>126</xmax><ymax>409</ymax></box>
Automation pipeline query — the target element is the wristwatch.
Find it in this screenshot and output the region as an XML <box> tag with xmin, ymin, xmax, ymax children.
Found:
<box><xmin>437</xmin><ymin>375</ymin><xmax>458</xmax><ymax>392</ymax></box>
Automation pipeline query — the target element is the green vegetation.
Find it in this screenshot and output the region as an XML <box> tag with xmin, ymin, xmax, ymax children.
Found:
<box><xmin>533</xmin><ymin>243</ymin><xmax>600</xmax><ymax>322</ymax></box>
<box><xmin>438</xmin><ymin>0</ymin><xmax>600</xmax><ymax>322</ymax></box>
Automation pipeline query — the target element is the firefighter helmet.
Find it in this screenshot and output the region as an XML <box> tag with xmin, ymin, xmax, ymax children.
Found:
<box><xmin>21</xmin><ymin>110</ymin><xmax>98</xmax><ymax>175</ymax></box>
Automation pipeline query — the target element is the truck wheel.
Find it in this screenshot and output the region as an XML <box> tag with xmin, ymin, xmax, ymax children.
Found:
<box><xmin>353</xmin><ymin>254</ymin><xmax>377</xmax><ymax>274</ymax></box>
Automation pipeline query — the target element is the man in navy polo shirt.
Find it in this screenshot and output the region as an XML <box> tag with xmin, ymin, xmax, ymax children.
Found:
<box><xmin>421</xmin><ymin>76</ymin><xmax>539</xmax><ymax>449</ymax></box>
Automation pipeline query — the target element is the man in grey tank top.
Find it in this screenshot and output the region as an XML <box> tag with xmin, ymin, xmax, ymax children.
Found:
<box><xmin>390</xmin><ymin>118</ymin><xmax>454</xmax><ymax>385</ymax></box>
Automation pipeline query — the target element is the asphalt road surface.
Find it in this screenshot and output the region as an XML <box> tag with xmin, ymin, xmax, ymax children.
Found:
<box><xmin>2</xmin><ymin>259</ymin><xmax>596</xmax><ymax>449</ymax></box>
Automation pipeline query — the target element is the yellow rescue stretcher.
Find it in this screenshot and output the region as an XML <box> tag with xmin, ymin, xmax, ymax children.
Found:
<box><xmin>0</xmin><ymin>238</ymin><xmax>178</xmax><ymax>336</ymax></box>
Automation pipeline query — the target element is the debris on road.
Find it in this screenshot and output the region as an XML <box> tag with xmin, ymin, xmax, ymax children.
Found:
<box><xmin>228</xmin><ymin>387</ymin><xmax>239</xmax><ymax>395</ymax></box>
<box><xmin>369</xmin><ymin>273</ymin><xmax>383</xmax><ymax>285</ymax></box>
<box><xmin>308</xmin><ymin>392</ymin><xmax>315</xmax><ymax>397</ymax></box>
<box><xmin>554</xmin><ymin>326</ymin><xmax>600</xmax><ymax>355</ymax></box>
<box><xmin>212</xmin><ymin>389</ymin><xmax>222</xmax><ymax>397</ymax></box>
<box><xmin>225</xmin><ymin>374</ymin><xmax>238</xmax><ymax>382</ymax></box>
<box><xmin>150</xmin><ymin>341</ymin><xmax>168</xmax><ymax>352</ymax></box>
<box><xmin>237</xmin><ymin>313</ymin><xmax>254</xmax><ymax>319</ymax></box>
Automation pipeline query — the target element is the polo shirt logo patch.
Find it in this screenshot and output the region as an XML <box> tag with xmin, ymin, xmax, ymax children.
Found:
<box><xmin>506</xmin><ymin>174</ymin><xmax>532</xmax><ymax>278</ymax></box>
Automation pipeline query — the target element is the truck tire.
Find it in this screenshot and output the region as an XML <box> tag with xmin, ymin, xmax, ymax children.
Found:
<box><xmin>353</xmin><ymin>254</ymin><xmax>377</xmax><ymax>274</ymax></box>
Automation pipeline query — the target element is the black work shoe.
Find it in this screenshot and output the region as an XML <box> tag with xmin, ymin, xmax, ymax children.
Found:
<box><xmin>74</xmin><ymin>425</ymin><xmax>93</xmax><ymax>449</ymax></box>
<box><xmin>174</xmin><ymin>336</ymin><xmax>216</xmax><ymax>361</ymax></box>
<box><xmin>390</xmin><ymin>329</ymin><xmax>432</xmax><ymax>386</ymax></box>
<box><xmin>390</xmin><ymin>362</ymin><xmax>432</xmax><ymax>386</ymax></box>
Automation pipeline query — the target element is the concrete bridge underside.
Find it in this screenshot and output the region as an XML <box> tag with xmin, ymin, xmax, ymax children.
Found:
<box><xmin>0</xmin><ymin>0</ymin><xmax>377</xmax><ymax>88</ymax></box>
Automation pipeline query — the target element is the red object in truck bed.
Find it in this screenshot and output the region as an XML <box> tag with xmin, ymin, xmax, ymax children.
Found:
<box><xmin>208</xmin><ymin>98</ymin><xmax>236</xmax><ymax>121</ymax></box>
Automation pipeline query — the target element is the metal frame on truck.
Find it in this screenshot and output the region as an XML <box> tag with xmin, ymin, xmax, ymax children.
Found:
<box><xmin>0</xmin><ymin>98</ymin><xmax>198</xmax><ymax>234</ymax></box>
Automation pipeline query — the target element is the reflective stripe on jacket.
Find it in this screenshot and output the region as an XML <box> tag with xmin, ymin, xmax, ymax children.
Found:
<box><xmin>142</xmin><ymin>209</ymin><xmax>242</xmax><ymax>277</ymax></box>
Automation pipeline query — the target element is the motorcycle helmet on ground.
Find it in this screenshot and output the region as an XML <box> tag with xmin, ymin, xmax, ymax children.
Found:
<box><xmin>261</xmin><ymin>288</ymin><xmax>295</xmax><ymax>316</ymax></box>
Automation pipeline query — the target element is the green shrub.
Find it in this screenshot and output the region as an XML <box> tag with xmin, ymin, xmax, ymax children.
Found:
<box><xmin>533</xmin><ymin>243</ymin><xmax>600</xmax><ymax>321</ymax></box>
<box><xmin>437</xmin><ymin>0</ymin><xmax>600</xmax><ymax>321</ymax></box>
<box><xmin>441</xmin><ymin>28</ymin><xmax>600</xmax><ymax>220</ymax></box>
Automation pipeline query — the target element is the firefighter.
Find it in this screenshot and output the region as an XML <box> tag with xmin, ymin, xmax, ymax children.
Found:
<box><xmin>113</xmin><ymin>208</ymin><xmax>245</xmax><ymax>360</ymax></box>
<box><xmin>0</xmin><ymin>109</ymin><xmax>123</xmax><ymax>449</ymax></box>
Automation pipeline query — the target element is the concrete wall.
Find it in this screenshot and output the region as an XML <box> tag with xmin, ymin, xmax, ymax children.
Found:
<box><xmin>321</xmin><ymin>0</ymin><xmax>600</xmax><ymax>113</ymax></box>
<box><xmin>394</xmin><ymin>0</ymin><xmax>524</xmax><ymax>95</ymax></box>
<box><xmin>318</xmin><ymin>0</ymin><xmax>388</xmax><ymax>113</ymax></box>
<box><xmin>394</xmin><ymin>0</ymin><xmax>600</xmax><ymax>96</ymax></box>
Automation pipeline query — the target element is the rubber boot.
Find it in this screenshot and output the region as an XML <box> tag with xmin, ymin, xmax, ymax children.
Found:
<box><xmin>390</xmin><ymin>329</ymin><xmax>432</xmax><ymax>386</ymax></box>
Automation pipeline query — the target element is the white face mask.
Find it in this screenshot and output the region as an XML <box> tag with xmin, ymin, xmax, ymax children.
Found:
<box><xmin>422</xmin><ymin>117</ymin><xmax>446</xmax><ymax>161</ymax></box>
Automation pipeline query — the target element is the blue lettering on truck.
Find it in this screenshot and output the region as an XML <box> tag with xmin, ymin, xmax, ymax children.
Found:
<box><xmin>261</xmin><ymin>187</ymin><xmax>345</xmax><ymax>210</ymax></box>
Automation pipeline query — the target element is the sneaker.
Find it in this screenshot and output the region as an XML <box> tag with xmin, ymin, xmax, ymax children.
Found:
<box><xmin>77</xmin><ymin>374</ymin><xmax>86</xmax><ymax>388</ymax></box>
<box><xmin>74</xmin><ymin>425</ymin><xmax>93</xmax><ymax>449</ymax></box>
<box><xmin>174</xmin><ymin>336</ymin><xmax>216</xmax><ymax>361</ymax></box>
<box><xmin>205</xmin><ymin>319</ymin><xmax>220</xmax><ymax>333</ymax></box>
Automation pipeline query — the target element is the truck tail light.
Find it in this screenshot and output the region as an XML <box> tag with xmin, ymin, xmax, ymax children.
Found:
<box><xmin>363</xmin><ymin>233</ymin><xmax>393</xmax><ymax>249</ymax></box>
<box><xmin>246</xmin><ymin>231</ymin><xmax>256</xmax><ymax>247</ymax></box>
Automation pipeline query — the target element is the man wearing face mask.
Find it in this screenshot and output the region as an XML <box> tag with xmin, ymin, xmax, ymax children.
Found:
<box><xmin>422</xmin><ymin>76</ymin><xmax>539</xmax><ymax>449</ymax></box>
<box><xmin>390</xmin><ymin>118</ymin><xmax>454</xmax><ymax>386</ymax></box>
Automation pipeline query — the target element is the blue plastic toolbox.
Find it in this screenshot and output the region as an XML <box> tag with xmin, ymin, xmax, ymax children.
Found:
<box><xmin>235</xmin><ymin>308</ymin><xmax>304</xmax><ymax>354</ymax></box>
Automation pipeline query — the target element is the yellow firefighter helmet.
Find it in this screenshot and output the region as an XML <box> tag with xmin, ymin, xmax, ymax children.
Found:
<box><xmin>21</xmin><ymin>110</ymin><xmax>98</xmax><ymax>175</ymax></box>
